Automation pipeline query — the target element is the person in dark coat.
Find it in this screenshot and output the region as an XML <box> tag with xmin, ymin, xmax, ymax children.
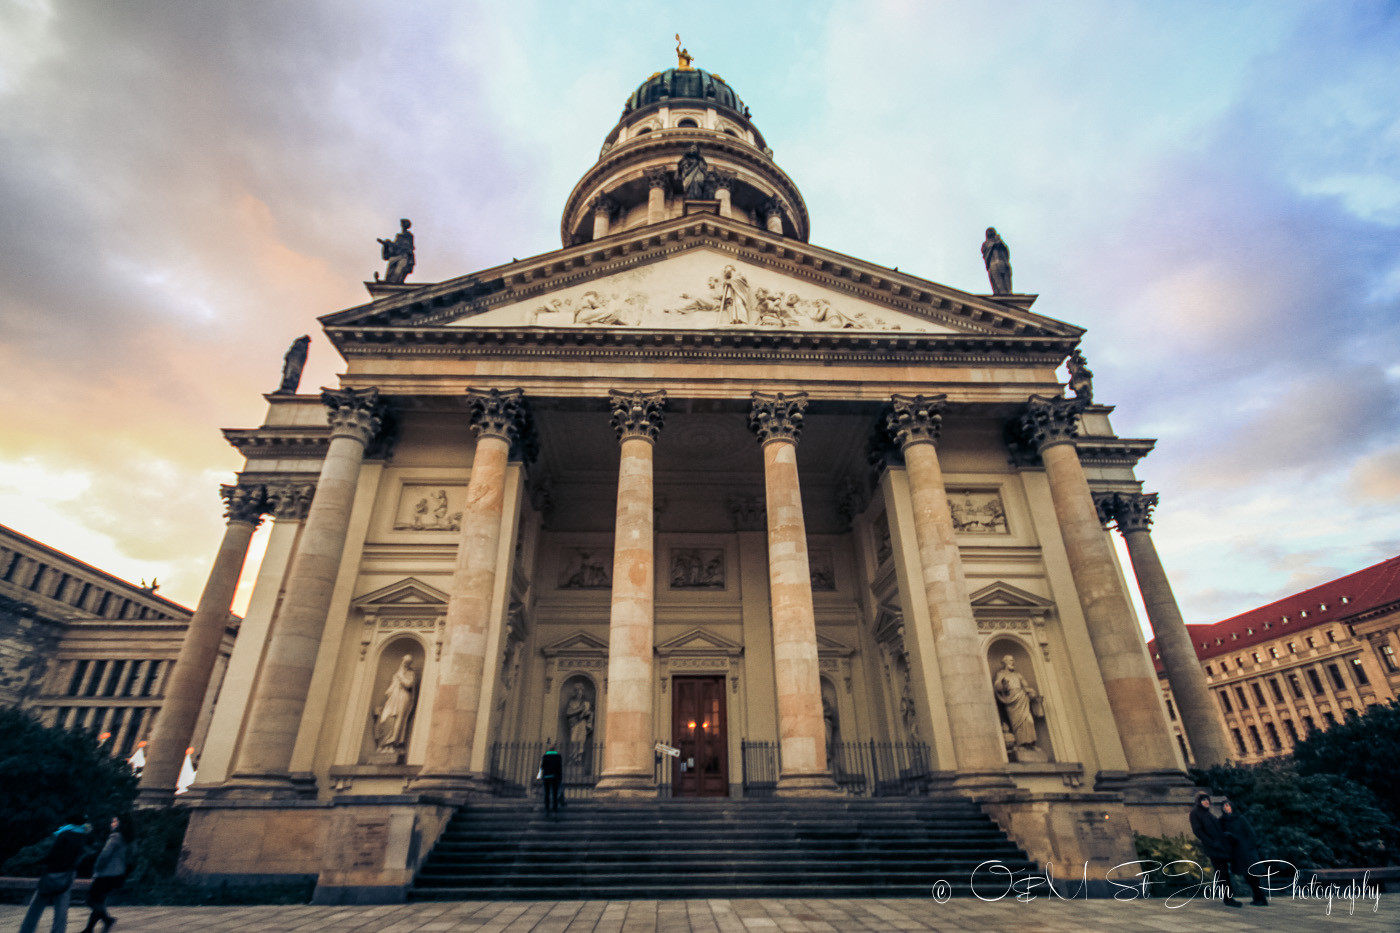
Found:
<box><xmin>18</xmin><ymin>817</ymin><xmax>89</xmax><ymax>933</ymax></box>
<box><xmin>1189</xmin><ymin>792</ymin><xmax>1241</xmax><ymax>908</ymax></box>
<box><xmin>540</xmin><ymin>743</ymin><xmax>564</xmax><ymax>815</ymax></box>
<box><xmin>1221</xmin><ymin>800</ymin><xmax>1268</xmax><ymax>906</ymax></box>
<box><xmin>79</xmin><ymin>815</ymin><xmax>130</xmax><ymax>932</ymax></box>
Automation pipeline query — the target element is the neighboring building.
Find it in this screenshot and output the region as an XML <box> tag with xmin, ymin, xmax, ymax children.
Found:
<box><xmin>153</xmin><ymin>59</ymin><xmax>1206</xmax><ymax>898</ymax></box>
<box><xmin>0</xmin><ymin>522</ymin><xmax>234</xmax><ymax>760</ymax></box>
<box><xmin>1152</xmin><ymin>555</ymin><xmax>1400</xmax><ymax>764</ymax></box>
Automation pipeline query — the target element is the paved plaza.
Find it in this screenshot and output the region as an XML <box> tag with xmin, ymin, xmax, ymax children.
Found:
<box><xmin>2</xmin><ymin>896</ymin><xmax>1394</xmax><ymax>932</ymax></box>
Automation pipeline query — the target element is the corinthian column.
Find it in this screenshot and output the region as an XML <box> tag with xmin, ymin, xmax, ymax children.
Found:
<box><xmin>749</xmin><ymin>392</ymin><xmax>837</xmax><ymax>795</ymax></box>
<box><xmin>230</xmin><ymin>389</ymin><xmax>383</xmax><ymax>791</ymax></box>
<box><xmin>138</xmin><ymin>483</ymin><xmax>268</xmax><ymax>805</ymax></box>
<box><xmin>886</xmin><ymin>395</ymin><xmax>1009</xmax><ymax>781</ymax></box>
<box><xmin>412</xmin><ymin>388</ymin><xmax>528</xmax><ymax>795</ymax></box>
<box><xmin>595</xmin><ymin>389</ymin><xmax>665</xmax><ymax>797</ymax></box>
<box><xmin>1100</xmin><ymin>492</ymin><xmax>1232</xmax><ymax>768</ymax></box>
<box><xmin>1017</xmin><ymin>396</ymin><xmax>1180</xmax><ymax>777</ymax></box>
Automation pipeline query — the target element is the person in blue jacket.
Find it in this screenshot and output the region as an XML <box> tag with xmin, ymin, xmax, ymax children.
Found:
<box><xmin>18</xmin><ymin>817</ymin><xmax>89</xmax><ymax>933</ymax></box>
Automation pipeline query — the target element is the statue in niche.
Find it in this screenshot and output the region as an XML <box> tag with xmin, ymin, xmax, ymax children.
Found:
<box><xmin>563</xmin><ymin>683</ymin><xmax>594</xmax><ymax>764</ymax></box>
<box><xmin>981</xmin><ymin>226</ymin><xmax>1013</xmax><ymax>295</ymax></box>
<box><xmin>373</xmin><ymin>654</ymin><xmax>418</xmax><ymax>756</ymax></box>
<box><xmin>676</xmin><ymin>144</ymin><xmax>709</xmax><ymax>199</ymax></box>
<box><xmin>993</xmin><ymin>654</ymin><xmax>1045</xmax><ymax>761</ymax></box>
<box><xmin>376</xmin><ymin>218</ymin><xmax>415</xmax><ymax>284</ymax></box>
<box><xmin>1067</xmin><ymin>349</ymin><xmax>1094</xmax><ymax>404</ymax></box>
<box><xmin>274</xmin><ymin>335</ymin><xmax>310</xmax><ymax>394</ymax></box>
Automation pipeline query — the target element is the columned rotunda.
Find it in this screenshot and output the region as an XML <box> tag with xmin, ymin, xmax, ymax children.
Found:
<box><xmin>151</xmin><ymin>60</ymin><xmax>1218</xmax><ymax>899</ymax></box>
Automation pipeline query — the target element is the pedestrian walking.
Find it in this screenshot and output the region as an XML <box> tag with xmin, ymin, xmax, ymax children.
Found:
<box><xmin>1221</xmin><ymin>800</ymin><xmax>1268</xmax><ymax>906</ymax></box>
<box><xmin>17</xmin><ymin>817</ymin><xmax>89</xmax><ymax>933</ymax></box>
<box><xmin>540</xmin><ymin>743</ymin><xmax>564</xmax><ymax>815</ymax></box>
<box><xmin>1189</xmin><ymin>791</ymin><xmax>1241</xmax><ymax>908</ymax></box>
<box><xmin>78</xmin><ymin>815</ymin><xmax>129</xmax><ymax>932</ymax></box>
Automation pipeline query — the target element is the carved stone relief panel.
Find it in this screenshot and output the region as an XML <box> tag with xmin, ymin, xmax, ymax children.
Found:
<box><xmin>668</xmin><ymin>548</ymin><xmax>725</xmax><ymax>589</ymax></box>
<box><xmin>393</xmin><ymin>485</ymin><xmax>465</xmax><ymax>532</ymax></box>
<box><xmin>558</xmin><ymin>548</ymin><xmax>613</xmax><ymax>589</ymax></box>
<box><xmin>947</xmin><ymin>488</ymin><xmax>1009</xmax><ymax>535</ymax></box>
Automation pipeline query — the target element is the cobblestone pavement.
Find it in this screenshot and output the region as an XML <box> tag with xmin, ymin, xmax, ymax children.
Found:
<box><xmin>1</xmin><ymin>895</ymin><xmax>1394</xmax><ymax>932</ymax></box>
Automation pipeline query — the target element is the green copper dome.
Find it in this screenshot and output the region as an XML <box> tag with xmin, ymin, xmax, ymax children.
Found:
<box><xmin>624</xmin><ymin>68</ymin><xmax>750</xmax><ymax>118</ymax></box>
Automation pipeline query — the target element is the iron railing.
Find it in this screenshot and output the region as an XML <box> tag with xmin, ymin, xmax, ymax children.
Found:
<box><xmin>741</xmin><ymin>739</ymin><xmax>932</xmax><ymax>797</ymax></box>
<box><xmin>487</xmin><ymin>741</ymin><xmax>601</xmax><ymax>800</ymax></box>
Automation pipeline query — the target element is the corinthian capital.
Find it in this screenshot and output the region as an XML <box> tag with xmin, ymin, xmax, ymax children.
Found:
<box><xmin>467</xmin><ymin>387</ymin><xmax>528</xmax><ymax>445</ymax></box>
<box><xmin>761</xmin><ymin>195</ymin><xmax>784</xmax><ymax>221</ymax></box>
<box><xmin>220</xmin><ymin>484</ymin><xmax>268</xmax><ymax>526</ymax></box>
<box><xmin>886</xmin><ymin>394</ymin><xmax>947</xmax><ymax>449</ymax></box>
<box><xmin>1017</xmin><ymin>394</ymin><xmax>1085</xmax><ymax>453</ymax></box>
<box><xmin>589</xmin><ymin>193</ymin><xmax>620</xmax><ymax>218</ymax></box>
<box><xmin>1110</xmin><ymin>491</ymin><xmax>1159</xmax><ymax>532</ymax></box>
<box><xmin>609</xmin><ymin>389</ymin><xmax>666</xmax><ymax>442</ymax></box>
<box><xmin>266</xmin><ymin>482</ymin><xmax>317</xmax><ymax>521</ymax></box>
<box><xmin>322</xmin><ymin>387</ymin><xmax>385</xmax><ymax>447</ymax></box>
<box><xmin>643</xmin><ymin>167</ymin><xmax>671</xmax><ymax>190</ymax></box>
<box><xmin>749</xmin><ymin>391</ymin><xmax>808</xmax><ymax>445</ymax></box>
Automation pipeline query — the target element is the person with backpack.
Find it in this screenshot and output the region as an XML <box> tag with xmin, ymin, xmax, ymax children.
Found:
<box><xmin>18</xmin><ymin>817</ymin><xmax>89</xmax><ymax>933</ymax></box>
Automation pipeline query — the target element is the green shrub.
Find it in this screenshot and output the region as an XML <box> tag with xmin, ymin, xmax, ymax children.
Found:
<box><xmin>1133</xmin><ymin>832</ymin><xmax>1207</xmax><ymax>893</ymax></box>
<box><xmin>1191</xmin><ymin>758</ymin><xmax>1393</xmax><ymax>868</ymax></box>
<box><xmin>0</xmin><ymin>707</ymin><xmax>137</xmax><ymax>870</ymax></box>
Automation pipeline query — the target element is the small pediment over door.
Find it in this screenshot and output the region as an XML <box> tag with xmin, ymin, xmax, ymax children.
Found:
<box><xmin>655</xmin><ymin>627</ymin><xmax>744</xmax><ymax>659</ymax></box>
<box><xmin>969</xmin><ymin>581</ymin><xmax>1055</xmax><ymax>631</ymax></box>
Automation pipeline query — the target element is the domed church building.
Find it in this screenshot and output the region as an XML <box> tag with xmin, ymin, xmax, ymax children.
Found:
<box><xmin>148</xmin><ymin>55</ymin><xmax>1223</xmax><ymax>901</ymax></box>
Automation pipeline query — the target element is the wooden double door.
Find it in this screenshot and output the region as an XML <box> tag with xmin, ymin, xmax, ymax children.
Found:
<box><xmin>671</xmin><ymin>675</ymin><xmax>729</xmax><ymax>796</ymax></box>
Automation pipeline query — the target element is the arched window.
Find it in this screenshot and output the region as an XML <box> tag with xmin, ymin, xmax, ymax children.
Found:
<box><xmin>677</xmin><ymin>118</ymin><xmax>699</xmax><ymax>128</ymax></box>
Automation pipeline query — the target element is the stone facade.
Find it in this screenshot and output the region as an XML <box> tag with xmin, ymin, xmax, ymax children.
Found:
<box><xmin>167</xmin><ymin>63</ymin><xmax>1202</xmax><ymax>901</ymax></box>
<box><xmin>0</xmin><ymin>523</ymin><xmax>229</xmax><ymax>762</ymax></box>
<box><xmin>1152</xmin><ymin>555</ymin><xmax>1400</xmax><ymax>764</ymax></box>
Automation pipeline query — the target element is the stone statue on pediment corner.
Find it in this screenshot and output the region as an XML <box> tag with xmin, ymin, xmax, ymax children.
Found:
<box><xmin>274</xmin><ymin>335</ymin><xmax>310</xmax><ymax>394</ymax></box>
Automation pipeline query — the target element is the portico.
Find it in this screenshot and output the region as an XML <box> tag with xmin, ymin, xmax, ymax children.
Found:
<box><xmin>157</xmin><ymin>59</ymin><xmax>1198</xmax><ymax>900</ymax></box>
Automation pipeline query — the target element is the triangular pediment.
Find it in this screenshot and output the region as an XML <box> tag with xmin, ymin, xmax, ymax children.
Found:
<box><xmin>970</xmin><ymin>582</ymin><xmax>1055</xmax><ymax>624</ymax></box>
<box><xmin>816</xmin><ymin>632</ymin><xmax>855</xmax><ymax>658</ymax></box>
<box><xmin>655</xmin><ymin>627</ymin><xmax>744</xmax><ymax>657</ymax></box>
<box><xmin>321</xmin><ymin>214</ymin><xmax>1082</xmax><ymax>342</ymax></box>
<box><xmin>351</xmin><ymin>577</ymin><xmax>450</xmax><ymax>610</ymax></box>
<box><xmin>541</xmin><ymin>631</ymin><xmax>610</xmax><ymax>657</ymax></box>
<box><xmin>969</xmin><ymin>581</ymin><xmax>1055</xmax><ymax>609</ymax></box>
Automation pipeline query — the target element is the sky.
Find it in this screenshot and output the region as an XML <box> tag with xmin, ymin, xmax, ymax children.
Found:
<box><xmin>1</xmin><ymin>1</ymin><xmax>1398</xmax><ymax>630</ymax></box>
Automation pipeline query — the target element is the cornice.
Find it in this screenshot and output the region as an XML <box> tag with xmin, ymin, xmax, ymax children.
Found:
<box><xmin>223</xmin><ymin>426</ymin><xmax>331</xmax><ymax>459</ymax></box>
<box><xmin>1075</xmin><ymin>436</ymin><xmax>1156</xmax><ymax>467</ymax></box>
<box><xmin>327</xmin><ymin>326</ymin><xmax>1079</xmax><ymax>366</ymax></box>
<box><xmin>320</xmin><ymin>215</ymin><xmax>1083</xmax><ymax>342</ymax></box>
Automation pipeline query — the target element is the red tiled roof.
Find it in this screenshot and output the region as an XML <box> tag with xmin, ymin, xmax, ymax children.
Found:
<box><xmin>1148</xmin><ymin>554</ymin><xmax>1400</xmax><ymax>671</ymax></box>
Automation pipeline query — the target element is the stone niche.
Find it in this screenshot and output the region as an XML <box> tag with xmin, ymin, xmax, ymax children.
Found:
<box><xmin>361</xmin><ymin>636</ymin><xmax>425</xmax><ymax>765</ymax></box>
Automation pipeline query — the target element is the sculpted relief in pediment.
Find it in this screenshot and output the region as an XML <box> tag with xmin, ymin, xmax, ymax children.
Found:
<box><xmin>454</xmin><ymin>252</ymin><xmax>956</xmax><ymax>334</ymax></box>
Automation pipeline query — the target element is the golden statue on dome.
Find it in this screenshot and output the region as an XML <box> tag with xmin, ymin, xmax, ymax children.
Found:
<box><xmin>675</xmin><ymin>34</ymin><xmax>694</xmax><ymax>70</ymax></box>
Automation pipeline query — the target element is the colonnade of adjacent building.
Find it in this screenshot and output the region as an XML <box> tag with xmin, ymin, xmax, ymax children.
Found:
<box><xmin>138</xmin><ymin>387</ymin><xmax>1223</xmax><ymax>803</ymax></box>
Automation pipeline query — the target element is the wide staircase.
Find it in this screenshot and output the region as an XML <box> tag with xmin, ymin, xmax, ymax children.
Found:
<box><xmin>410</xmin><ymin>796</ymin><xmax>1035</xmax><ymax>900</ymax></box>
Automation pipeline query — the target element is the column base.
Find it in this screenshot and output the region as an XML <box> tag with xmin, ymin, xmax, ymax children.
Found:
<box><xmin>135</xmin><ymin>786</ymin><xmax>178</xmax><ymax>809</ymax></box>
<box><xmin>932</xmin><ymin>769</ymin><xmax>1018</xmax><ymax>797</ymax></box>
<box><xmin>217</xmin><ymin>771</ymin><xmax>319</xmax><ymax>801</ymax></box>
<box><xmin>775</xmin><ymin>772</ymin><xmax>842</xmax><ymax>797</ymax></box>
<box><xmin>1094</xmin><ymin>768</ymin><xmax>1194</xmax><ymax>796</ymax></box>
<box><xmin>593</xmin><ymin>773</ymin><xmax>657</xmax><ymax>799</ymax></box>
<box><xmin>405</xmin><ymin>771</ymin><xmax>489</xmax><ymax>801</ymax></box>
